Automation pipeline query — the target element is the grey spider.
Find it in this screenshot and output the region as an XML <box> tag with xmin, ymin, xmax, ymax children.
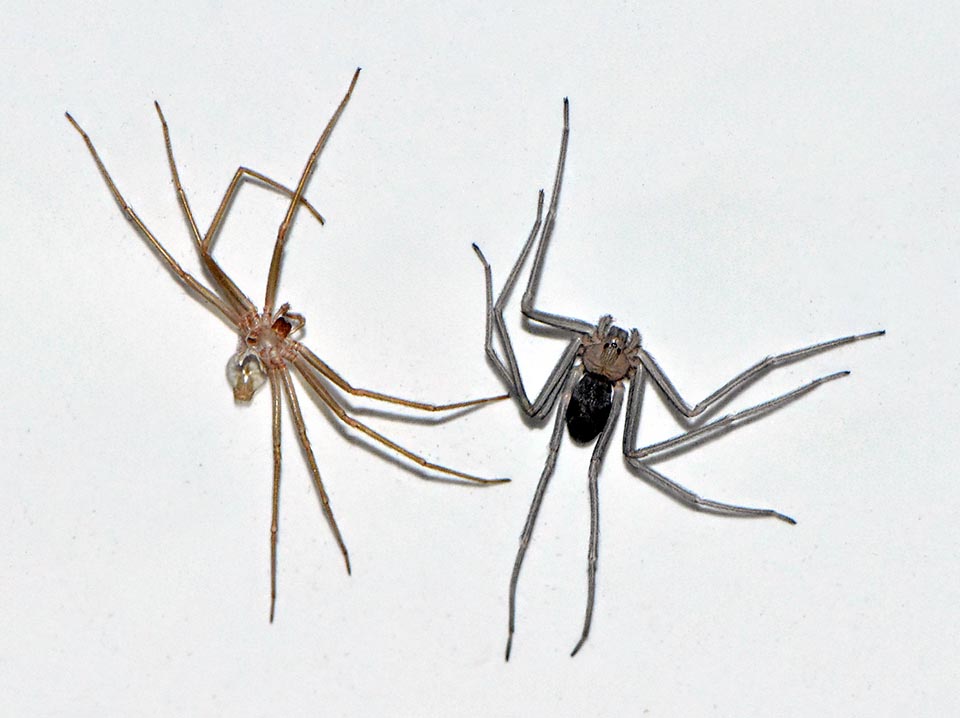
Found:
<box><xmin>473</xmin><ymin>97</ymin><xmax>883</xmax><ymax>659</ymax></box>
<box><xmin>67</xmin><ymin>69</ymin><xmax>508</xmax><ymax>622</ymax></box>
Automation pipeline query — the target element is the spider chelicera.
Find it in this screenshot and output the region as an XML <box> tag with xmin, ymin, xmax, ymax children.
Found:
<box><xmin>67</xmin><ymin>69</ymin><xmax>507</xmax><ymax>621</ymax></box>
<box><xmin>473</xmin><ymin>97</ymin><xmax>883</xmax><ymax>658</ymax></box>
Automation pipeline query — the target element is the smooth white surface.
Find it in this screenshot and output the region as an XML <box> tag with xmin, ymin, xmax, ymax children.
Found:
<box><xmin>2</xmin><ymin>2</ymin><xmax>956</xmax><ymax>715</ymax></box>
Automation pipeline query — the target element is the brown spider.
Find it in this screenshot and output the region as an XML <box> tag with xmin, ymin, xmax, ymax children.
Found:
<box><xmin>66</xmin><ymin>69</ymin><xmax>507</xmax><ymax>621</ymax></box>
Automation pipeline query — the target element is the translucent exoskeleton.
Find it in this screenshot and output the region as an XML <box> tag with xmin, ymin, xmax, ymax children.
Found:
<box><xmin>473</xmin><ymin>98</ymin><xmax>884</xmax><ymax>659</ymax></box>
<box><xmin>67</xmin><ymin>69</ymin><xmax>508</xmax><ymax>621</ymax></box>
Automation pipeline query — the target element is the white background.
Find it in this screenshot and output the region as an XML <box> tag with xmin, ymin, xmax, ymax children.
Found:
<box><xmin>2</xmin><ymin>2</ymin><xmax>956</xmax><ymax>716</ymax></box>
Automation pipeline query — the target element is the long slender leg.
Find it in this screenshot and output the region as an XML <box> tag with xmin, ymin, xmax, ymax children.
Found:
<box><xmin>473</xmin><ymin>238</ymin><xmax>581</xmax><ymax>419</ymax></box>
<box><xmin>520</xmin><ymin>98</ymin><xmax>596</xmax><ymax>335</ymax></box>
<box><xmin>65</xmin><ymin>112</ymin><xmax>238</xmax><ymax>326</ymax></box>
<box><xmin>474</xmin><ymin>191</ymin><xmax>551</xmax><ymax>402</ymax></box>
<box><xmin>278</xmin><ymin>367</ymin><xmax>351</xmax><ymax>574</ymax></box>
<box><xmin>202</xmin><ymin>167</ymin><xmax>325</xmax><ymax>253</ymax></box>
<box><xmin>291</xmin><ymin>358</ymin><xmax>508</xmax><ymax>485</ymax></box>
<box><xmin>153</xmin><ymin>102</ymin><xmax>256</xmax><ymax>314</ymax></box>
<box><xmin>630</xmin><ymin>371</ymin><xmax>851</xmax><ymax>460</ymax></box>
<box><xmin>154</xmin><ymin>105</ymin><xmax>323</xmax><ymax>249</ymax></box>
<box><xmin>268</xmin><ymin>369</ymin><xmax>283</xmax><ymax>622</ymax></box>
<box><xmin>157</xmin><ymin>104</ymin><xmax>326</xmax><ymax>305</ymax></box>
<box><xmin>640</xmin><ymin>330</ymin><xmax>885</xmax><ymax>419</ymax></box>
<box><xmin>265</xmin><ymin>69</ymin><xmax>361</xmax><ymax>314</ymax></box>
<box><xmin>296</xmin><ymin>345</ymin><xmax>508</xmax><ymax>412</ymax></box>
<box><xmin>622</xmin><ymin>375</ymin><xmax>795</xmax><ymax>523</ymax></box>
<box><xmin>506</xmin><ymin>367</ymin><xmax>581</xmax><ymax>661</ymax></box>
<box><xmin>629</xmin><ymin>460</ymin><xmax>795</xmax><ymax>523</ymax></box>
<box><xmin>571</xmin><ymin>382</ymin><xmax>624</xmax><ymax>657</ymax></box>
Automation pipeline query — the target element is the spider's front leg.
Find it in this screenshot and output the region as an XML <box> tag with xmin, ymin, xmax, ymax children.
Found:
<box><xmin>154</xmin><ymin>101</ymin><xmax>327</xmax><ymax>315</ymax></box>
<box><xmin>201</xmin><ymin>166</ymin><xmax>326</xmax><ymax>253</ymax></box>
<box><xmin>265</xmin><ymin>68</ymin><xmax>361</xmax><ymax>315</ymax></box>
<box><xmin>519</xmin><ymin>98</ymin><xmax>596</xmax><ymax>337</ymax></box>
<box><xmin>65</xmin><ymin>111</ymin><xmax>238</xmax><ymax>326</ymax></box>
<box><xmin>472</xmin><ymin>197</ymin><xmax>580</xmax><ymax>421</ymax></box>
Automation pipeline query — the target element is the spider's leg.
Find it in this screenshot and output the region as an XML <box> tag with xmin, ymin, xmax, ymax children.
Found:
<box><xmin>265</xmin><ymin>69</ymin><xmax>360</xmax><ymax>314</ymax></box>
<box><xmin>629</xmin><ymin>370</ymin><xmax>850</xmax><ymax>461</ymax></box>
<box><xmin>473</xmin><ymin>236</ymin><xmax>580</xmax><ymax>419</ymax></box>
<box><xmin>520</xmin><ymin>98</ymin><xmax>596</xmax><ymax>335</ymax></box>
<box><xmin>297</xmin><ymin>346</ymin><xmax>508</xmax><ymax>412</ymax></box>
<box><xmin>628</xmin><ymin>459</ymin><xmax>796</xmax><ymax>523</ymax></box>
<box><xmin>479</xmin><ymin>190</ymin><xmax>550</xmax><ymax>399</ymax></box>
<box><xmin>506</xmin><ymin>367</ymin><xmax>580</xmax><ymax>661</ymax></box>
<box><xmin>153</xmin><ymin>102</ymin><xmax>257</xmax><ymax>314</ymax></box>
<box><xmin>640</xmin><ymin>330</ymin><xmax>885</xmax><ymax>419</ymax></box>
<box><xmin>292</xmin><ymin>358</ymin><xmax>508</xmax><ymax>485</ymax></box>
<box><xmin>571</xmin><ymin>381</ymin><xmax>624</xmax><ymax>657</ymax></box>
<box><xmin>268</xmin><ymin>369</ymin><xmax>284</xmax><ymax>622</ymax></box>
<box><xmin>622</xmin><ymin>375</ymin><xmax>795</xmax><ymax>523</ymax></box>
<box><xmin>202</xmin><ymin>167</ymin><xmax>325</xmax><ymax>254</ymax></box>
<box><xmin>65</xmin><ymin>112</ymin><xmax>238</xmax><ymax>325</ymax></box>
<box><xmin>278</xmin><ymin>367</ymin><xmax>351</xmax><ymax>574</ymax></box>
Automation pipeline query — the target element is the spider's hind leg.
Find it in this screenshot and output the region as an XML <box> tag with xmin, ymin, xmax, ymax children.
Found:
<box><xmin>278</xmin><ymin>367</ymin><xmax>352</xmax><ymax>574</ymax></box>
<box><xmin>629</xmin><ymin>370</ymin><xmax>851</xmax><ymax>461</ymax></box>
<box><xmin>639</xmin><ymin>330</ymin><xmax>885</xmax><ymax>420</ymax></box>
<box><xmin>292</xmin><ymin>358</ymin><xmax>508</xmax><ymax>485</ymax></box>
<box><xmin>506</xmin><ymin>367</ymin><xmax>581</xmax><ymax>660</ymax></box>
<box><xmin>622</xmin><ymin>375</ymin><xmax>796</xmax><ymax>524</ymax></box>
<box><xmin>570</xmin><ymin>381</ymin><xmax>624</xmax><ymax>657</ymax></box>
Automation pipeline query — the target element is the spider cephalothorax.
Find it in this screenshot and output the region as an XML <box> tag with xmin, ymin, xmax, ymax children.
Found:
<box><xmin>565</xmin><ymin>317</ymin><xmax>641</xmax><ymax>443</ymax></box>
<box><xmin>229</xmin><ymin>304</ymin><xmax>305</xmax><ymax>402</ymax></box>
<box><xmin>579</xmin><ymin>315</ymin><xmax>641</xmax><ymax>382</ymax></box>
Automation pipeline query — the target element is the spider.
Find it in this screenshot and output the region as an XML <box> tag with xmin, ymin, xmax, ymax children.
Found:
<box><xmin>473</xmin><ymin>97</ymin><xmax>884</xmax><ymax>659</ymax></box>
<box><xmin>67</xmin><ymin>69</ymin><xmax>508</xmax><ymax>622</ymax></box>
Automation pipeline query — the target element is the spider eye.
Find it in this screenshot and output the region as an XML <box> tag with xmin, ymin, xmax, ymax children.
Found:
<box><xmin>227</xmin><ymin>352</ymin><xmax>266</xmax><ymax>403</ymax></box>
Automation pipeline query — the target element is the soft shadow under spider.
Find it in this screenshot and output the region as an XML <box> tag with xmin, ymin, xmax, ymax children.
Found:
<box><xmin>473</xmin><ymin>96</ymin><xmax>884</xmax><ymax>659</ymax></box>
<box><xmin>67</xmin><ymin>68</ymin><xmax>508</xmax><ymax>622</ymax></box>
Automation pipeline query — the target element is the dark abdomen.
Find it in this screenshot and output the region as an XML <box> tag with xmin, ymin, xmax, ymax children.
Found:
<box><xmin>566</xmin><ymin>371</ymin><xmax>614</xmax><ymax>444</ymax></box>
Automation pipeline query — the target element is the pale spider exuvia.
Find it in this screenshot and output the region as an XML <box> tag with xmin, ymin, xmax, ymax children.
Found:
<box><xmin>67</xmin><ymin>69</ymin><xmax>508</xmax><ymax>621</ymax></box>
<box><xmin>473</xmin><ymin>98</ymin><xmax>884</xmax><ymax>659</ymax></box>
